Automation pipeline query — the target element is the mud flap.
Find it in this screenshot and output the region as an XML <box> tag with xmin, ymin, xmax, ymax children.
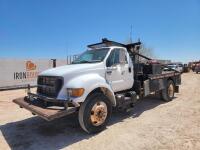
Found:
<box><xmin>175</xmin><ymin>86</ymin><xmax>179</xmax><ymax>93</ymax></box>
<box><xmin>144</xmin><ymin>79</ymin><xmax>150</xmax><ymax>96</ymax></box>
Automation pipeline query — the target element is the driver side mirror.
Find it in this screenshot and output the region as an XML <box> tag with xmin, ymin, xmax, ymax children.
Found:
<box><xmin>106</xmin><ymin>55</ymin><xmax>115</xmax><ymax>67</ymax></box>
<box><xmin>106</xmin><ymin>58</ymin><xmax>112</xmax><ymax>67</ymax></box>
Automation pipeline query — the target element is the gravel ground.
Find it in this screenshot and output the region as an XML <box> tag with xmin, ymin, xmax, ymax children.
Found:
<box><xmin>0</xmin><ymin>72</ymin><xmax>200</xmax><ymax>150</ymax></box>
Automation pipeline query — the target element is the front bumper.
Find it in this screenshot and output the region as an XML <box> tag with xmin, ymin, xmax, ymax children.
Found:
<box><xmin>27</xmin><ymin>92</ymin><xmax>80</xmax><ymax>108</ymax></box>
<box><xmin>13</xmin><ymin>96</ymin><xmax>78</xmax><ymax>121</ymax></box>
<box><xmin>28</xmin><ymin>92</ymin><xmax>68</xmax><ymax>103</ymax></box>
<box><xmin>12</xmin><ymin>84</ymin><xmax>80</xmax><ymax>121</ymax></box>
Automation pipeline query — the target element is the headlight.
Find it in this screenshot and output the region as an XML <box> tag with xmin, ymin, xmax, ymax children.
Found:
<box><xmin>67</xmin><ymin>88</ymin><xmax>85</xmax><ymax>97</ymax></box>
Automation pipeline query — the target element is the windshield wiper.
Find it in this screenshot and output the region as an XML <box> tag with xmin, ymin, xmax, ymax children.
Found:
<box><xmin>80</xmin><ymin>60</ymin><xmax>92</xmax><ymax>63</ymax></box>
<box><xmin>73</xmin><ymin>60</ymin><xmax>102</xmax><ymax>64</ymax></box>
<box><xmin>90</xmin><ymin>60</ymin><xmax>102</xmax><ymax>63</ymax></box>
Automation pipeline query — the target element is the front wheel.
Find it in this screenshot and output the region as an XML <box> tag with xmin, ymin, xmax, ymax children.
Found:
<box><xmin>161</xmin><ymin>80</ymin><xmax>175</xmax><ymax>102</ymax></box>
<box><xmin>78</xmin><ymin>93</ymin><xmax>112</xmax><ymax>133</ymax></box>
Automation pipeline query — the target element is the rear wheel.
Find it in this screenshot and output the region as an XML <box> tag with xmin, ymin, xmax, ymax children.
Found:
<box><xmin>78</xmin><ymin>93</ymin><xmax>112</xmax><ymax>133</ymax></box>
<box><xmin>161</xmin><ymin>80</ymin><xmax>175</xmax><ymax>102</ymax></box>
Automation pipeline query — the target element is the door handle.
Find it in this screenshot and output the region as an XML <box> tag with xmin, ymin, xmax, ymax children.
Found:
<box><xmin>106</xmin><ymin>66</ymin><xmax>117</xmax><ymax>74</ymax></box>
<box><xmin>128</xmin><ymin>67</ymin><xmax>132</xmax><ymax>73</ymax></box>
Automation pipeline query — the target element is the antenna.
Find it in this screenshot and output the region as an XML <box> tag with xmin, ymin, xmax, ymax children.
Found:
<box><xmin>130</xmin><ymin>25</ymin><xmax>133</xmax><ymax>43</ymax></box>
<box><xmin>66</xmin><ymin>42</ymin><xmax>68</xmax><ymax>57</ymax></box>
<box><xmin>66</xmin><ymin>42</ymin><xmax>69</xmax><ymax>64</ymax></box>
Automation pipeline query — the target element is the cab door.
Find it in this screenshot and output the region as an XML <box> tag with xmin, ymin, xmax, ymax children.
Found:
<box><xmin>106</xmin><ymin>48</ymin><xmax>133</xmax><ymax>92</ymax></box>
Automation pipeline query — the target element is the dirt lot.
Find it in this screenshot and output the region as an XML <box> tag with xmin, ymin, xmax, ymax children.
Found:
<box><xmin>0</xmin><ymin>72</ymin><xmax>200</xmax><ymax>150</ymax></box>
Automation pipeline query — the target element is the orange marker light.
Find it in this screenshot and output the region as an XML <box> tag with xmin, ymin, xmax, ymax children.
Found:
<box><xmin>70</xmin><ymin>88</ymin><xmax>85</xmax><ymax>97</ymax></box>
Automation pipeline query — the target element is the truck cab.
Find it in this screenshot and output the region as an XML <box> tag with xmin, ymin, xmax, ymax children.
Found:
<box><xmin>36</xmin><ymin>46</ymin><xmax>134</xmax><ymax>106</ymax></box>
<box><xmin>195</xmin><ymin>63</ymin><xmax>200</xmax><ymax>73</ymax></box>
<box><xmin>166</xmin><ymin>63</ymin><xmax>183</xmax><ymax>73</ymax></box>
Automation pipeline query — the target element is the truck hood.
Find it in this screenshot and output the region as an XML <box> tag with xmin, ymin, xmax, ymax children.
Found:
<box><xmin>39</xmin><ymin>63</ymin><xmax>104</xmax><ymax>77</ymax></box>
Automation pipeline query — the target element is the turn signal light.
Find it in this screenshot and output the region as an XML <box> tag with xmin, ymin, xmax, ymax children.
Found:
<box><xmin>68</xmin><ymin>88</ymin><xmax>85</xmax><ymax>97</ymax></box>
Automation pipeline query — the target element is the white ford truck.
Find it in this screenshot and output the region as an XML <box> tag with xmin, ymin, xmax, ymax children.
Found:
<box><xmin>13</xmin><ymin>39</ymin><xmax>181</xmax><ymax>133</ymax></box>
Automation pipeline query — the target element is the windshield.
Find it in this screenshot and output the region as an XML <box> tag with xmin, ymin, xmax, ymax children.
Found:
<box><xmin>72</xmin><ymin>48</ymin><xmax>109</xmax><ymax>64</ymax></box>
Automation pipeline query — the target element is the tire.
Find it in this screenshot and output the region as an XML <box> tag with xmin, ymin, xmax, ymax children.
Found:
<box><xmin>161</xmin><ymin>80</ymin><xmax>175</xmax><ymax>102</ymax></box>
<box><xmin>78</xmin><ymin>92</ymin><xmax>112</xmax><ymax>133</ymax></box>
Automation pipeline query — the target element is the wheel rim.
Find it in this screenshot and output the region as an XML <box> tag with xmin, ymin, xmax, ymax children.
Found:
<box><xmin>90</xmin><ymin>101</ymin><xmax>108</xmax><ymax>126</ymax></box>
<box><xmin>168</xmin><ymin>84</ymin><xmax>174</xmax><ymax>98</ymax></box>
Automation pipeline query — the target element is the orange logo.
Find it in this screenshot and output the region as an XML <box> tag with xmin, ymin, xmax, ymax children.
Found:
<box><xmin>26</xmin><ymin>61</ymin><xmax>37</xmax><ymax>71</ymax></box>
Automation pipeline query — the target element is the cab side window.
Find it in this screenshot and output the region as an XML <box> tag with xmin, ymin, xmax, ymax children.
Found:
<box><xmin>106</xmin><ymin>49</ymin><xmax>127</xmax><ymax>67</ymax></box>
<box><xmin>119</xmin><ymin>49</ymin><xmax>128</xmax><ymax>64</ymax></box>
